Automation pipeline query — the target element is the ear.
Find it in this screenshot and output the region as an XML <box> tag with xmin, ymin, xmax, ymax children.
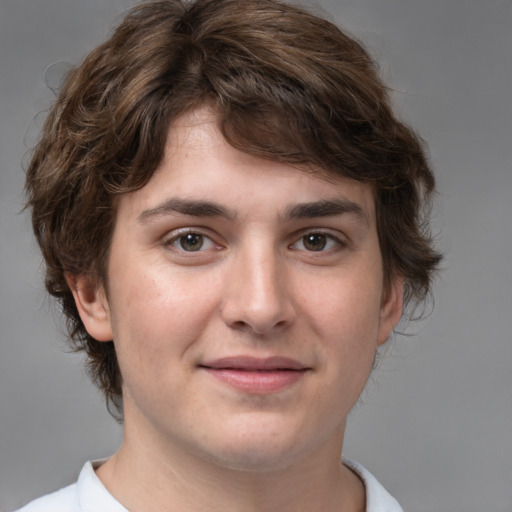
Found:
<box><xmin>65</xmin><ymin>273</ymin><xmax>113</xmax><ymax>342</ymax></box>
<box><xmin>377</xmin><ymin>275</ymin><xmax>404</xmax><ymax>346</ymax></box>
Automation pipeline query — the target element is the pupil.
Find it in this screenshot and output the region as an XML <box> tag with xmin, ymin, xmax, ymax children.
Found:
<box><xmin>180</xmin><ymin>233</ymin><xmax>203</xmax><ymax>251</ymax></box>
<box><xmin>304</xmin><ymin>234</ymin><xmax>326</xmax><ymax>251</ymax></box>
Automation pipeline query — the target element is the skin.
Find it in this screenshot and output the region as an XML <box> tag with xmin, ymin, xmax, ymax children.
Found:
<box><xmin>69</xmin><ymin>108</ymin><xmax>403</xmax><ymax>512</ymax></box>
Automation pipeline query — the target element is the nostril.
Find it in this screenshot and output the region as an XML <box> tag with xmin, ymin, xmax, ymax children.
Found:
<box><xmin>220</xmin><ymin>266</ymin><xmax>295</xmax><ymax>334</ymax></box>
<box><xmin>231</xmin><ymin>320</ymin><xmax>249</xmax><ymax>330</ymax></box>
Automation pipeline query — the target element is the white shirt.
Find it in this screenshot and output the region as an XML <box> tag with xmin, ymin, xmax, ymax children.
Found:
<box><xmin>15</xmin><ymin>459</ymin><xmax>403</xmax><ymax>512</ymax></box>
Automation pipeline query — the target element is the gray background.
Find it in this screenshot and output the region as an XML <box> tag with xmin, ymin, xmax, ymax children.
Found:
<box><xmin>1</xmin><ymin>1</ymin><xmax>511</xmax><ymax>511</ymax></box>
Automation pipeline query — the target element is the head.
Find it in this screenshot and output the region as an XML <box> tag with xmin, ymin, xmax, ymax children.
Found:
<box><xmin>26</xmin><ymin>0</ymin><xmax>441</xmax><ymax>417</ymax></box>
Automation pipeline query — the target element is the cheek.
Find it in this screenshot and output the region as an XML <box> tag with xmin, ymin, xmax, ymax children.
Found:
<box><xmin>297</xmin><ymin>268</ymin><xmax>384</xmax><ymax>396</ymax></box>
<box><xmin>107</xmin><ymin>262</ymin><xmax>222</xmax><ymax>366</ymax></box>
<box><xmin>300</xmin><ymin>273</ymin><xmax>383</xmax><ymax>341</ymax></box>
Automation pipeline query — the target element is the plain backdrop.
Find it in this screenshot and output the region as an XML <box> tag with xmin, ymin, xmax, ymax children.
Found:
<box><xmin>1</xmin><ymin>1</ymin><xmax>511</xmax><ymax>511</ymax></box>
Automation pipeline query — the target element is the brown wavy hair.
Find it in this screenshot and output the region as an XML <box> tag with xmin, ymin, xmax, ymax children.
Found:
<box><xmin>25</xmin><ymin>0</ymin><xmax>442</xmax><ymax>416</ymax></box>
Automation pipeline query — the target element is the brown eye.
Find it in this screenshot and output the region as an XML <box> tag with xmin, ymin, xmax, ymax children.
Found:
<box><xmin>290</xmin><ymin>232</ymin><xmax>344</xmax><ymax>253</ymax></box>
<box><xmin>302</xmin><ymin>234</ymin><xmax>327</xmax><ymax>251</ymax></box>
<box><xmin>166</xmin><ymin>230</ymin><xmax>219</xmax><ymax>254</ymax></box>
<box><xmin>178</xmin><ymin>233</ymin><xmax>204</xmax><ymax>251</ymax></box>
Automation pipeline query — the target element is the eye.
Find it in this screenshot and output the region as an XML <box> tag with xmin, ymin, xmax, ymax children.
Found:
<box><xmin>177</xmin><ymin>233</ymin><xmax>205</xmax><ymax>251</ymax></box>
<box><xmin>291</xmin><ymin>232</ymin><xmax>343</xmax><ymax>252</ymax></box>
<box><xmin>165</xmin><ymin>231</ymin><xmax>219</xmax><ymax>252</ymax></box>
<box><xmin>302</xmin><ymin>233</ymin><xmax>329</xmax><ymax>251</ymax></box>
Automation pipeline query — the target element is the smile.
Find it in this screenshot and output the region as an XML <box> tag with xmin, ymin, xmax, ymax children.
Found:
<box><xmin>199</xmin><ymin>356</ymin><xmax>310</xmax><ymax>394</ymax></box>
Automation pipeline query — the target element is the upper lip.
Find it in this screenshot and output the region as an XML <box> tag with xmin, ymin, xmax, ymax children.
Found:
<box><xmin>200</xmin><ymin>356</ymin><xmax>308</xmax><ymax>371</ymax></box>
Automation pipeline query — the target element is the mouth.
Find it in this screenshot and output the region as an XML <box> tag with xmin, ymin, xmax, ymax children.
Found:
<box><xmin>199</xmin><ymin>356</ymin><xmax>310</xmax><ymax>394</ymax></box>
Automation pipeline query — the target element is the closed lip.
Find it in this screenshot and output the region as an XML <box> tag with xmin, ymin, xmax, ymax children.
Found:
<box><xmin>199</xmin><ymin>356</ymin><xmax>310</xmax><ymax>394</ymax></box>
<box><xmin>199</xmin><ymin>356</ymin><xmax>309</xmax><ymax>372</ymax></box>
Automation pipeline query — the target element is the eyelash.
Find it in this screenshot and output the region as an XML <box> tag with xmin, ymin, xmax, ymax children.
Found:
<box><xmin>163</xmin><ymin>229</ymin><xmax>222</xmax><ymax>253</ymax></box>
<box><xmin>289</xmin><ymin>231</ymin><xmax>346</xmax><ymax>253</ymax></box>
<box><xmin>163</xmin><ymin>229</ymin><xmax>346</xmax><ymax>255</ymax></box>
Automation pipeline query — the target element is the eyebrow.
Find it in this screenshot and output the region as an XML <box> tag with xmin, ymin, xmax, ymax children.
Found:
<box><xmin>284</xmin><ymin>198</ymin><xmax>369</xmax><ymax>225</ymax></box>
<box><xmin>138</xmin><ymin>198</ymin><xmax>237</xmax><ymax>223</ymax></box>
<box><xmin>137</xmin><ymin>197</ymin><xmax>368</xmax><ymax>225</ymax></box>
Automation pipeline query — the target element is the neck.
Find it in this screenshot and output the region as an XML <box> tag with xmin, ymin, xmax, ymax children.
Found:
<box><xmin>96</xmin><ymin>406</ymin><xmax>365</xmax><ymax>512</ymax></box>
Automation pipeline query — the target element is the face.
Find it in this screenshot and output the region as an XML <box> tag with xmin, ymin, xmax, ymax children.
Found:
<box><xmin>72</xmin><ymin>109</ymin><xmax>402</xmax><ymax>472</ymax></box>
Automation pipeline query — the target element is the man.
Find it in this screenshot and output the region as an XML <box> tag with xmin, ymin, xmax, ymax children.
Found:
<box><xmin>18</xmin><ymin>0</ymin><xmax>441</xmax><ymax>510</ymax></box>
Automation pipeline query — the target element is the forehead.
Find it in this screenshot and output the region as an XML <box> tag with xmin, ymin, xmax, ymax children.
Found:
<box><xmin>119</xmin><ymin>108</ymin><xmax>376</xmax><ymax>224</ymax></box>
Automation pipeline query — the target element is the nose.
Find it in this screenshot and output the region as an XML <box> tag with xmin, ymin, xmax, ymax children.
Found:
<box><xmin>221</xmin><ymin>245</ymin><xmax>296</xmax><ymax>335</ymax></box>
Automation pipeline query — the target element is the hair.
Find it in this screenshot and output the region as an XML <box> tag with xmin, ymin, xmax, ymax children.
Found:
<box><xmin>26</xmin><ymin>0</ymin><xmax>442</xmax><ymax>416</ymax></box>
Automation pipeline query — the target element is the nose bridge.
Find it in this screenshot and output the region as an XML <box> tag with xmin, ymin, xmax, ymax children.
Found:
<box><xmin>222</xmin><ymin>236</ymin><xmax>293</xmax><ymax>334</ymax></box>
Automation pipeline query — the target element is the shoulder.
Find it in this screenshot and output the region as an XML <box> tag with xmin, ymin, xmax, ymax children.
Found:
<box><xmin>343</xmin><ymin>459</ymin><xmax>404</xmax><ymax>512</ymax></box>
<box><xmin>12</xmin><ymin>460</ymin><xmax>127</xmax><ymax>512</ymax></box>
<box><xmin>13</xmin><ymin>483</ymin><xmax>79</xmax><ymax>512</ymax></box>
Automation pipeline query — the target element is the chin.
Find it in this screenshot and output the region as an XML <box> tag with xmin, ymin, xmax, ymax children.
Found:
<box><xmin>194</xmin><ymin>422</ymin><xmax>317</xmax><ymax>473</ymax></box>
<box><xmin>206</xmin><ymin>444</ymin><xmax>301</xmax><ymax>473</ymax></box>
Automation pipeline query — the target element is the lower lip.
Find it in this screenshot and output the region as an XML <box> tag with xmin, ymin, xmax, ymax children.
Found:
<box><xmin>203</xmin><ymin>368</ymin><xmax>307</xmax><ymax>394</ymax></box>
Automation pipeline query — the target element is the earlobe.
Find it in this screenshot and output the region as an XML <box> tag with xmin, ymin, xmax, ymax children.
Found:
<box><xmin>65</xmin><ymin>273</ymin><xmax>113</xmax><ymax>342</ymax></box>
<box><xmin>377</xmin><ymin>276</ymin><xmax>404</xmax><ymax>346</ymax></box>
